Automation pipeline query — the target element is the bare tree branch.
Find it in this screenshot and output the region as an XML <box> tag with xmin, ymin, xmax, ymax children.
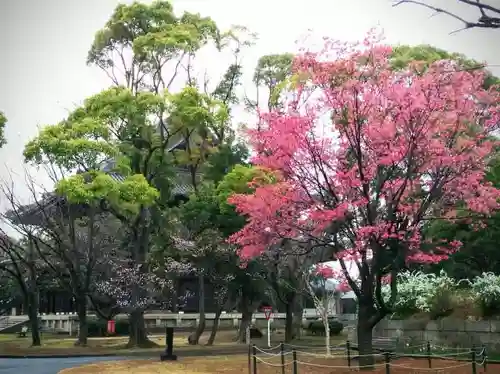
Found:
<box><xmin>394</xmin><ymin>0</ymin><xmax>500</xmax><ymax>33</ymax></box>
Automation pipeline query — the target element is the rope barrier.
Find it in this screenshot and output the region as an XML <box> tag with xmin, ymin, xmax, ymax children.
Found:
<box><xmin>389</xmin><ymin>361</ymin><xmax>472</xmax><ymax>370</ymax></box>
<box><xmin>253</xmin><ymin>356</ymin><xmax>294</xmax><ymax>367</ymax></box>
<box><xmin>253</xmin><ymin>346</ymin><xmax>284</xmax><ymax>356</ymax></box>
<box><xmin>251</xmin><ymin>341</ymin><xmax>489</xmax><ymax>373</ymax></box>
<box><xmin>392</xmin><ymin>350</ymin><xmax>473</xmax><ymax>359</ymax></box>
<box><xmin>284</xmin><ymin>341</ymin><xmax>345</xmax><ymax>350</ymax></box>
<box><xmin>476</xmin><ymin>356</ymin><xmax>486</xmax><ymax>366</ymax></box>
<box><xmin>253</xmin><ymin>343</ymin><xmax>282</xmax><ymax>351</ymax></box>
<box><xmin>295</xmin><ymin>360</ymin><xmax>386</xmax><ymax>369</ymax></box>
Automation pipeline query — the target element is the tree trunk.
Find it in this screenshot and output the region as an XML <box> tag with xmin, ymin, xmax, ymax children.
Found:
<box><xmin>323</xmin><ymin>316</ymin><xmax>331</xmax><ymax>356</ymax></box>
<box><xmin>284</xmin><ymin>301</ymin><xmax>294</xmax><ymax>342</ymax></box>
<box><xmin>357</xmin><ymin>303</ymin><xmax>375</xmax><ymax>370</ymax></box>
<box><xmin>126</xmin><ymin>220</ymin><xmax>155</xmax><ymax>349</ymax></box>
<box><xmin>74</xmin><ymin>297</ymin><xmax>88</xmax><ymax>346</ymax></box>
<box><xmin>127</xmin><ymin>310</ymin><xmax>153</xmax><ymax>348</ymax></box>
<box><xmin>189</xmin><ymin>273</ymin><xmax>206</xmax><ymax>345</ymax></box>
<box><xmin>237</xmin><ymin>308</ymin><xmax>253</xmax><ymax>343</ymax></box>
<box><xmin>207</xmin><ymin>307</ymin><xmax>223</xmax><ymax>346</ymax></box>
<box><xmin>292</xmin><ymin>294</ymin><xmax>303</xmax><ymax>340</ymax></box>
<box><xmin>27</xmin><ymin>292</ymin><xmax>41</xmax><ymax>347</ymax></box>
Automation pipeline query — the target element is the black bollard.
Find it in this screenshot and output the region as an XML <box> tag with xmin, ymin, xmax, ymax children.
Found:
<box><xmin>160</xmin><ymin>326</ymin><xmax>178</xmax><ymax>361</ymax></box>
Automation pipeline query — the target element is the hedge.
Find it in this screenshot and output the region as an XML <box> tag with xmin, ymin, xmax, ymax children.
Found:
<box><xmin>305</xmin><ymin>319</ymin><xmax>344</xmax><ymax>336</ymax></box>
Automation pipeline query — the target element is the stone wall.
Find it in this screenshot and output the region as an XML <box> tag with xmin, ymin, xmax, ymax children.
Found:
<box><xmin>372</xmin><ymin>318</ymin><xmax>500</xmax><ymax>351</ymax></box>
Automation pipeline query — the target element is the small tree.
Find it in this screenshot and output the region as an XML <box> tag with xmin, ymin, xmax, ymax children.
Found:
<box><xmin>303</xmin><ymin>264</ymin><xmax>339</xmax><ymax>356</ymax></box>
<box><xmin>0</xmin><ymin>233</ymin><xmax>42</xmax><ymax>346</ymax></box>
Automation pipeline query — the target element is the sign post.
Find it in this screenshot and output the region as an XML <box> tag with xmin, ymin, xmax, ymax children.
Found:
<box><xmin>107</xmin><ymin>320</ymin><xmax>115</xmax><ymax>335</ymax></box>
<box><xmin>262</xmin><ymin>306</ymin><xmax>273</xmax><ymax>348</ymax></box>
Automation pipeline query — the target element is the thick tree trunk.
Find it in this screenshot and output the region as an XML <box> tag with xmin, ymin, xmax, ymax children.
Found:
<box><xmin>357</xmin><ymin>303</ymin><xmax>375</xmax><ymax>370</ymax></box>
<box><xmin>189</xmin><ymin>273</ymin><xmax>206</xmax><ymax>345</ymax></box>
<box><xmin>126</xmin><ymin>220</ymin><xmax>155</xmax><ymax>349</ymax></box>
<box><xmin>284</xmin><ymin>301</ymin><xmax>294</xmax><ymax>342</ymax></box>
<box><xmin>207</xmin><ymin>307</ymin><xmax>223</xmax><ymax>346</ymax></box>
<box><xmin>74</xmin><ymin>297</ymin><xmax>88</xmax><ymax>346</ymax></box>
<box><xmin>127</xmin><ymin>310</ymin><xmax>153</xmax><ymax>348</ymax></box>
<box><xmin>237</xmin><ymin>308</ymin><xmax>253</xmax><ymax>343</ymax></box>
<box><xmin>292</xmin><ymin>294</ymin><xmax>303</xmax><ymax>340</ymax></box>
<box><xmin>27</xmin><ymin>292</ymin><xmax>41</xmax><ymax>347</ymax></box>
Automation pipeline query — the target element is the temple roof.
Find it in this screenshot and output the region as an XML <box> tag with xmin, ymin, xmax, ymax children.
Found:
<box><xmin>7</xmin><ymin>136</ymin><xmax>206</xmax><ymax>227</ymax></box>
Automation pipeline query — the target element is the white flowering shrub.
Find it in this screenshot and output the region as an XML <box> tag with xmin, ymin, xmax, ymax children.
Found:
<box><xmin>468</xmin><ymin>273</ymin><xmax>500</xmax><ymax>316</ymax></box>
<box><xmin>382</xmin><ymin>271</ymin><xmax>457</xmax><ymax>318</ymax></box>
<box><xmin>381</xmin><ymin>271</ymin><xmax>500</xmax><ymax>319</ymax></box>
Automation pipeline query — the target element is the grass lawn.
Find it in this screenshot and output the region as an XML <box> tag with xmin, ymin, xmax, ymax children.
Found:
<box><xmin>0</xmin><ymin>330</ymin><xmax>343</xmax><ymax>357</ymax></box>
<box><xmin>57</xmin><ymin>354</ymin><xmax>496</xmax><ymax>374</ymax></box>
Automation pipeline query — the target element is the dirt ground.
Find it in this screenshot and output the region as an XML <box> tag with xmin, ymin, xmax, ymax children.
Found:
<box><xmin>58</xmin><ymin>354</ymin><xmax>493</xmax><ymax>374</ymax></box>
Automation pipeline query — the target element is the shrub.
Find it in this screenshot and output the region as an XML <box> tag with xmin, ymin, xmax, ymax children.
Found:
<box><xmin>381</xmin><ymin>271</ymin><xmax>457</xmax><ymax>318</ymax></box>
<box><xmin>306</xmin><ymin>319</ymin><xmax>343</xmax><ymax>336</ymax></box>
<box><xmin>469</xmin><ymin>273</ymin><xmax>500</xmax><ymax>317</ymax></box>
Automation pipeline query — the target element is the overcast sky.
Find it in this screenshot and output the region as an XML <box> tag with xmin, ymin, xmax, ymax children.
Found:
<box><xmin>0</xmin><ymin>0</ymin><xmax>498</xmax><ymax>210</ymax></box>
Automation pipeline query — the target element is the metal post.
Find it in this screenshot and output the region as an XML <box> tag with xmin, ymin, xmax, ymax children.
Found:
<box><xmin>471</xmin><ymin>346</ymin><xmax>477</xmax><ymax>374</ymax></box>
<box><xmin>292</xmin><ymin>349</ymin><xmax>298</xmax><ymax>374</ymax></box>
<box><xmin>346</xmin><ymin>340</ymin><xmax>351</xmax><ymax>367</ymax></box>
<box><xmin>385</xmin><ymin>352</ymin><xmax>390</xmax><ymax>374</ymax></box>
<box><xmin>267</xmin><ymin>318</ymin><xmax>271</xmax><ymax>348</ymax></box>
<box><xmin>426</xmin><ymin>341</ymin><xmax>431</xmax><ymax>368</ymax></box>
<box><xmin>483</xmin><ymin>345</ymin><xmax>487</xmax><ymax>372</ymax></box>
<box><xmin>280</xmin><ymin>342</ymin><xmax>285</xmax><ymax>374</ymax></box>
<box><xmin>252</xmin><ymin>344</ymin><xmax>257</xmax><ymax>374</ymax></box>
<box><xmin>248</xmin><ymin>343</ymin><xmax>251</xmax><ymax>374</ymax></box>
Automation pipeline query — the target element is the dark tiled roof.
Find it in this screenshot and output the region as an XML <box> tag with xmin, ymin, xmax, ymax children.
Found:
<box><xmin>8</xmin><ymin>131</ymin><xmax>213</xmax><ymax>226</ymax></box>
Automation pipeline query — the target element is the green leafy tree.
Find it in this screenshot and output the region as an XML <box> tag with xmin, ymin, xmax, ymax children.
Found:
<box><xmin>390</xmin><ymin>44</ymin><xmax>499</xmax><ymax>88</ymax></box>
<box><xmin>424</xmin><ymin>156</ymin><xmax>500</xmax><ymax>280</ymax></box>
<box><xmin>245</xmin><ymin>53</ymin><xmax>294</xmax><ymax>114</ymax></box>
<box><xmin>21</xmin><ymin>0</ymin><xmax>244</xmax><ymax>348</ymax></box>
<box><xmin>177</xmin><ymin>164</ymin><xmax>275</xmax><ymax>343</ymax></box>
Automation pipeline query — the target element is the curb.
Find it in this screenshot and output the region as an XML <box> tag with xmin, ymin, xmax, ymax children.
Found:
<box><xmin>0</xmin><ymin>353</ymin><xmax>122</xmax><ymax>359</ymax></box>
<box><xmin>0</xmin><ymin>347</ymin><xmax>249</xmax><ymax>359</ymax></box>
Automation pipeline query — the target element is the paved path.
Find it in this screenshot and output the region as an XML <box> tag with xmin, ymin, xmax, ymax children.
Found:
<box><xmin>0</xmin><ymin>356</ymin><xmax>128</xmax><ymax>374</ymax></box>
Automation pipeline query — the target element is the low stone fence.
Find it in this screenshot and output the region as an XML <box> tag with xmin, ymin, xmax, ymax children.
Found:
<box><xmin>5</xmin><ymin>312</ymin><xmax>358</xmax><ymax>335</ymax></box>
<box><xmin>372</xmin><ymin>318</ymin><xmax>500</xmax><ymax>351</ymax></box>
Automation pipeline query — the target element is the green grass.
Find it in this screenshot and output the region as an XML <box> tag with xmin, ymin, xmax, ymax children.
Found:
<box><xmin>0</xmin><ymin>330</ymin><xmax>346</xmax><ymax>357</ymax></box>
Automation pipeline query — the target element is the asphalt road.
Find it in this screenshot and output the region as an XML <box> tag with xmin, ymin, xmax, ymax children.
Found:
<box><xmin>0</xmin><ymin>356</ymin><xmax>128</xmax><ymax>374</ymax></box>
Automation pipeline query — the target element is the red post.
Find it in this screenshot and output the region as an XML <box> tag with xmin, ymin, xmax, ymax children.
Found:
<box><xmin>107</xmin><ymin>320</ymin><xmax>116</xmax><ymax>334</ymax></box>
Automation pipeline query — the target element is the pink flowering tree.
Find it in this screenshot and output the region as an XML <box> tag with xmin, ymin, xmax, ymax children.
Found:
<box><xmin>228</xmin><ymin>32</ymin><xmax>500</xmax><ymax>366</ymax></box>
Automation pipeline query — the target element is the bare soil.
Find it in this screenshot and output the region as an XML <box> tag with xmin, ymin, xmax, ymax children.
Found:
<box><xmin>58</xmin><ymin>355</ymin><xmax>492</xmax><ymax>374</ymax></box>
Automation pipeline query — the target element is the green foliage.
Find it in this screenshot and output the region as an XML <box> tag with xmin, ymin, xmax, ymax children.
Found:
<box><xmin>216</xmin><ymin>164</ymin><xmax>276</xmax><ymax>213</ymax></box>
<box><xmin>468</xmin><ymin>273</ymin><xmax>500</xmax><ymax>317</ymax></box>
<box><xmin>201</xmin><ymin>142</ymin><xmax>249</xmax><ymax>184</ymax></box>
<box><xmin>88</xmin><ymin>1</ymin><xmax>220</xmax><ymax>70</ymax></box>
<box><xmin>306</xmin><ymin>320</ymin><xmax>344</xmax><ymax>336</ymax></box>
<box><xmin>381</xmin><ymin>271</ymin><xmax>500</xmax><ymax>319</ymax></box>
<box><xmin>382</xmin><ymin>271</ymin><xmax>457</xmax><ymax>319</ymax></box>
<box><xmin>423</xmin><ymin>156</ymin><xmax>500</xmax><ymax>280</ymax></box>
<box><xmin>390</xmin><ymin>44</ymin><xmax>499</xmax><ymax>88</ymax></box>
<box><xmin>0</xmin><ymin>111</ymin><xmax>6</xmax><ymax>148</ymax></box>
<box><xmin>250</xmin><ymin>53</ymin><xmax>294</xmax><ymax>110</ymax></box>
<box><xmin>254</xmin><ymin>54</ymin><xmax>294</xmax><ymax>87</ymax></box>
